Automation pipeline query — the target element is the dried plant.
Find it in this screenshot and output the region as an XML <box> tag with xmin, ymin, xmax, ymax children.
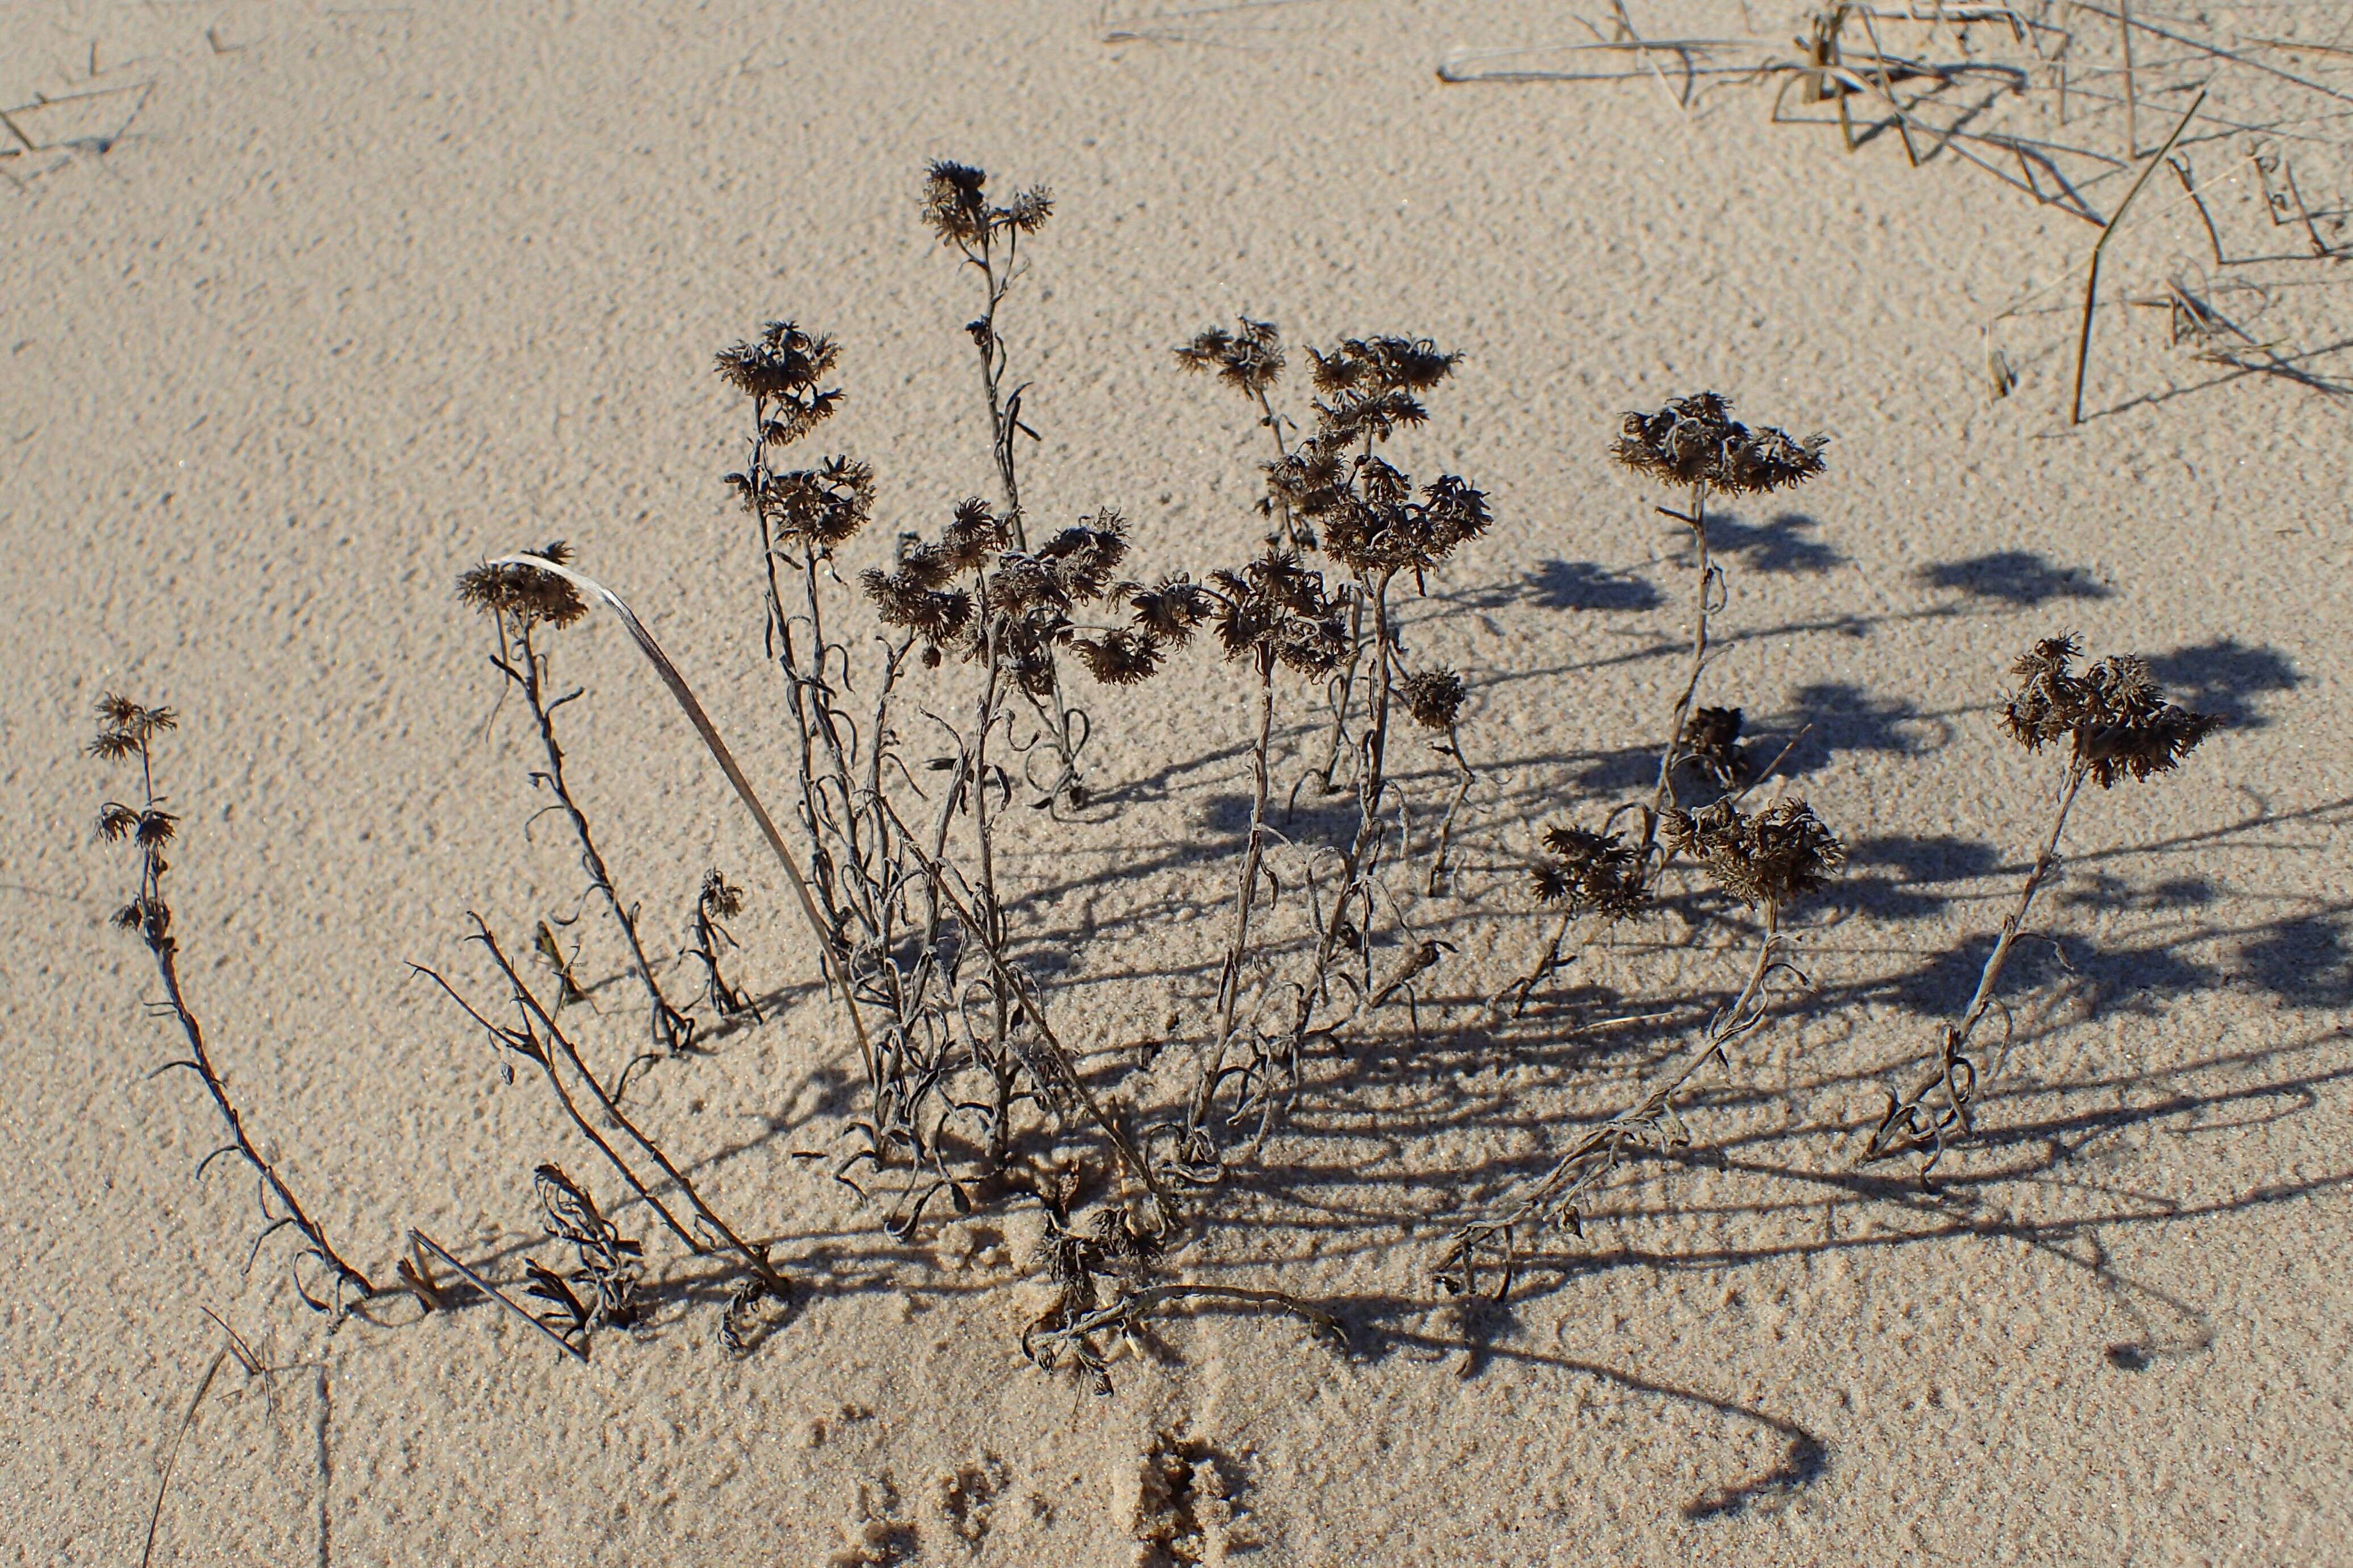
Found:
<box><xmin>1502</xmin><ymin>393</ymin><xmax>1826</xmax><ymax>1015</ymax></box>
<box><xmin>716</xmin><ymin>305</ymin><xmax>1179</xmax><ymax>1243</ymax></box>
<box><xmin>1019</xmin><ymin>1175</ymin><xmax>1339</xmax><ymax>1396</ymax></box>
<box><xmin>1441</xmin><ymin>796</ymin><xmax>1844</xmax><ymax>1300</ymax></box>
<box><xmin>90</xmin><ymin>696</ymin><xmax>378</xmax><ymax>1312</ymax></box>
<box><xmin>1165</xmin><ymin>322</ymin><xmax>1493</xmax><ymax>1174</ymax></box>
<box><xmin>684</xmin><ymin>869</ymin><xmax>759</xmax><ymax>1024</ymax></box>
<box><xmin>412</xmin><ymin>917</ymin><xmax>784</xmax><ymax>1338</ymax></box>
<box><xmin>457</xmin><ymin>543</ymin><xmax>695</xmax><ymax>1064</ymax></box>
<box><xmin>1865</xmin><ymin>638</ymin><xmax>2222</xmax><ymax>1176</ymax></box>
<box><xmin>521</xmin><ymin>1161</ymin><xmax>642</xmax><ymax>1354</ymax></box>
<box><xmin>922</xmin><ymin>159</ymin><xmax>1094</xmax><ymax>807</ymax></box>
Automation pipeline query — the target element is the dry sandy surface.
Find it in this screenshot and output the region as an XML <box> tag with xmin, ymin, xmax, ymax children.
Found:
<box><xmin>6</xmin><ymin>1</ymin><xmax>2351</xmax><ymax>1563</ymax></box>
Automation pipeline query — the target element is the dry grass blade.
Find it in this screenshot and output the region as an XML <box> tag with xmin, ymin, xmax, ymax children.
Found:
<box><xmin>141</xmin><ymin>1348</ymin><xmax>227</xmax><ymax>1568</ymax></box>
<box><xmin>2071</xmin><ymin>90</ymin><xmax>2206</xmax><ymax>424</ymax></box>
<box><xmin>408</xmin><ymin>1228</ymin><xmax>590</xmax><ymax>1364</ymax></box>
<box><xmin>484</xmin><ymin>553</ymin><xmax>873</xmax><ymax>1075</ymax></box>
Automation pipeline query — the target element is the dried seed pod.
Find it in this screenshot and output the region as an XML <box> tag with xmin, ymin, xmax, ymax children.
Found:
<box><xmin>457</xmin><ymin>541</ymin><xmax>587</xmax><ymax>628</ymax></box>
<box><xmin>1662</xmin><ymin>797</ymin><xmax>1844</xmax><ymax>908</ymax></box>
<box><xmin>1999</xmin><ymin>635</ymin><xmax>2223</xmax><ymax>786</ymax></box>
<box><xmin>1401</xmin><ymin>669</ymin><xmax>1465</xmax><ymax>730</ymax></box>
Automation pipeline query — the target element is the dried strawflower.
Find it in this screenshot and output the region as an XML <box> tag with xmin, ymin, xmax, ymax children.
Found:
<box><xmin>1662</xmin><ymin>797</ymin><xmax>1844</xmax><ymax>908</ymax></box>
<box><xmin>713</xmin><ymin>321</ymin><xmax>844</xmax><ymax>444</ymax></box>
<box><xmin>1530</xmin><ymin>825</ymin><xmax>1650</xmax><ymax>921</ymax></box>
<box><xmin>922</xmin><ymin>159</ymin><xmax>1051</xmax><ymax>247</ymax></box>
<box><xmin>88</xmin><ymin>694</ymin><xmax>177</xmax><ymax>761</ymax></box>
<box><xmin>457</xmin><ymin>541</ymin><xmax>587</xmax><ymax>628</ymax></box>
<box><xmin>1401</xmin><ymin>669</ymin><xmax>1464</xmax><ymax>730</ymax></box>
<box><xmin>1176</xmin><ymin>318</ymin><xmax>1284</xmax><ymax>395</ymax></box>
<box><xmin>1680</xmin><ymin>705</ymin><xmax>1752</xmax><ymax>789</ymax></box>
<box><xmin>1610</xmin><ymin>392</ymin><xmax>1826</xmax><ymax>497</ymax></box>
<box><xmin>2000</xmin><ymin>635</ymin><xmax>2223</xmax><ymax>787</ymax></box>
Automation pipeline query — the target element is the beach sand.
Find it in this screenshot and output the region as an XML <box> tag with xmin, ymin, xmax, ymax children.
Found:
<box><xmin>5</xmin><ymin>2</ymin><xmax>2349</xmax><ymax>1562</ymax></box>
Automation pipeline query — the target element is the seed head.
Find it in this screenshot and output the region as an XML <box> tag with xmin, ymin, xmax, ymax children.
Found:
<box><xmin>1662</xmin><ymin>797</ymin><xmax>1844</xmax><ymax>908</ymax></box>
<box><xmin>88</xmin><ymin>694</ymin><xmax>177</xmax><ymax>760</ymax></box>
<box><xmin>1530</xmin><ymin>825</ymin><xmax>1650</xmax><ymax>922</ymax></box>
<box><xmin>1611</xmin><ymin>392</ymin><xmax>1827</xmax><ymax>497</ymax></box>
<box><xmin>2000</xmin><ymin>635</ymin><xmax>2223</xmax><ymax>787</ymax></box>
<box><xmin>922</xmin><ymin>159</ymin><xmax>1051</xmax><ymax>246</ymax></box>
<box><xmin>1176</xmin><ymin>317</ymin><xmax>1285</xmax><ymax>396</ymax></box>
<box><xmin>1401</xmin><ymin>668</ymin><xmax>1465</xmax><ymax>730</ymax></box>
<box><xmin>457</xmin><ymin>542</ymin><xmax>587</xmax><ymax>628</ymax></box>
<box><xmin>712</xmin><ymin>321</ymin><xmax>844</xmax><ymax>444</ymax></box>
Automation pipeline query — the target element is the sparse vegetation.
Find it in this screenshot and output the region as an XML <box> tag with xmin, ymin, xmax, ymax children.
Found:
<box><xmin>86</xmin><ymin>160</ymin><xmax>2244</xmax><ymax>1429</ymax></box>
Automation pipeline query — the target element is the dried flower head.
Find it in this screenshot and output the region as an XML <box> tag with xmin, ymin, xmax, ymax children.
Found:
<box><xmin>712</xmin><ymin>321</ymin><xmax>844</xmax><ymax>444</ymax></box>
<box><xmin>922</xmin><ymin>159</ymin><xmax>1052</xmax><ymax>248</ymax></box>
<box><xmin>1321</xmin><ymin>467</ymin><xmax>1492</xmax><ymax>577</ymax></box>
<box><xmin>457</xmin><ymin>542</ymin><xmax>587</xmax><ymax>628</ymax></box>
<box><xmin>88</xmin><ymin>694</ymin><xmax>177</xmax><ymax>760</ymax></box>
<box><xmin>2000</xmin><ymin>635</ymin><xmax>2223</xmax><ymax>787</ymax></box>
<box><xmin>1208</xmin><ymin>551</ymin><xmax>1349</xmax><ymax>676</ymax></box>
<box><xmin>1401</xmin><ymin>669</ymin><xmax>1465</xmax><ymax>730</ymax></box>
<box><xmin>1307</xmin><ymin>336</ymin><xmax>1458</xmax><ymax>395</ymax></box>
<box><xmin>730</xmin><ymin>455</ymin><xmax>874</xmax><ymax>551</ymax></box>
<box><xmin>1611</xmin><ymin>392</ymin><xmax>1827</xmax><ymax>497</ymax></box>
<box><xmin>1661</xmin><ymin>797</ymin><xmax>1844</xmax><ymax>908</ymax></box>
<box><xmin>1071</xmin><ymin>628</ymin><xmax>1165</xmax><ymax>686</ymax></box>
<box><xmin>940</xmin><ymin>497</ymin><xmax>1010</xmax><ymax>572</ymax></box>
<box><xmin>1035</xmin><ymin>512</ymin><xmax>1130</xmax><ymax>604</ymax></box>
<box><xmin>861</xmin><ymin>565</ymin><xmax>974</xmax><ymax>655</ymax></box>
<box><xmin>1125</xmin><ymin>575</ymin><xmax>1217</xmax><ymax>645</ymax></box>
<box><xmin>1176</xmin><ymin>317</ymin><xmax>1284</xmax><ymax>396</ymax></box>
<box><xmin>1680</xmin><ymin>705</ymin><xmax>1752</xmax><ymax>789</ymax></box>
<box><xmin>698</xmin><ymin>869</ymin><xmax>745</xmax><ymax>921</ymax></box>
<box><xmin>1530</xmin><ymin>825</ymin><xmax>1650</xmax><ymax>921</ymax></box>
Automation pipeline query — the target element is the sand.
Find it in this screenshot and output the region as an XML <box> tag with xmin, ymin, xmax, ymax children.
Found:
<box><xmin>5</xmin><ymin>1</ymin><xmax>2350</xmax><ymax>1563</ymax></box>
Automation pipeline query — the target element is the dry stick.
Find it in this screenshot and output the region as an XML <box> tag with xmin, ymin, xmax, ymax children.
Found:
<box><xmin>502</xmin><ymin>617</ymin><xmax>689</xmax><ymax>1059</ymax></box>
<box><xmin>486</xmin><ymin>556</ymin><xmax>873</xmax><ymax>1080</ymax></box>
<box><xmin>141</xmin><ymin>1349</ymin><xmax>227</xmax><ymax>1568</ymax></box>
<box><xmin>151</xmin><ymin>940</ymin><xmax>378</xmax><ymax>1306</ymax></box>
<box><xmin>2070</xmin><ymin>90</ymin><xmax>2205</xmax><ymax>425</ymax></box>
<box><xmin>2119</xmin><ymin>0</ymin><xmax>2139</xmax><ymax>156</ymax></box>
<box><xmin>1865</xmin><ymin>766</ymin><xmax>2087</xmax><ymax>1166</ymax></box>
<box><xmin>408</xmin><ymin>1230</ymin><xmax>589</xmax><ymax>1364</ymax></box>
<box><xmin>960</xmin><ymin>219</ymin><xmax>1088</xmax><ymax>805</ymax></box>
<box><xmin>410</xmin><ymin>954</ymin><xmax>701</xmax><ymax>1254</ymax></box>
<box><xmin>473</xmin><ymin>923</ymin><xmax>782</xmax><ymax>1286</ymax></box>
<box><xmin>1426</xmin><ymin>714</ymin><xmax>1475</xmax><ymax>896</ymax></box>
<box><xmin>1498</xmin><ymin>481</ymin><xmax>1714</xmax><ymax>1016</ymax></box>
<box><xmin>1198</xmin><ymin>650</ymin><xmax>1277</xmax><ymax>1134</ymax></box>
<box><xmin>1026</xmin><ymin>1282</ymin><xmax>1344</xmax><ymax>1354</ymax></box>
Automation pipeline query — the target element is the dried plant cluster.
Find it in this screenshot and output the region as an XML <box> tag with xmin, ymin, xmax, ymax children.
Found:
<box><xmin>89</xmin><ymin>163</ymin><xmax>2231</xmax><ymax>1397</ymax></box>
<box><xmin>1865</xmin><ymin>638</ymin><xmax>2222</xmax><ymax>1175</ymax></box>
<box><xmin>1502</xmin><ymin>391</ymin><xmax>1826</xmax><ymax>1016</ymax></box>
